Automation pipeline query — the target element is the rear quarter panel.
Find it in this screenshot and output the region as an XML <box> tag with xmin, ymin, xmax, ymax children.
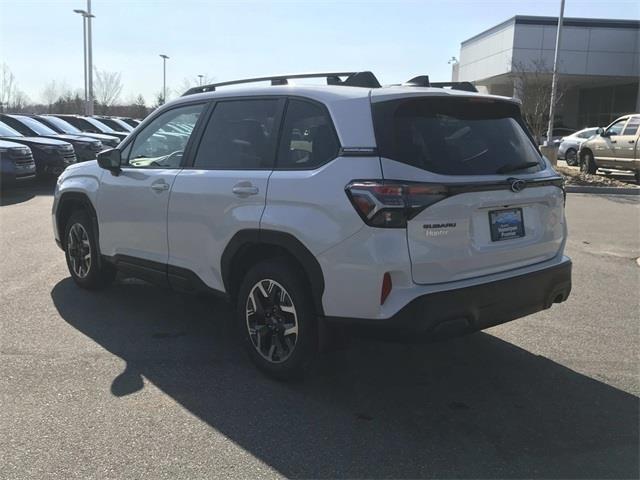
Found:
<box><xmin>261</xmin><ymin>156</ymin><xmax>382</xmax><ymax>256</ymax></box>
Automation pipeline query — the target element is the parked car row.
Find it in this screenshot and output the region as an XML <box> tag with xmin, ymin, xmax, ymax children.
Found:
<box><xmin>0</xmin><ymin>114</ymin><xmax>140</xmax><ymax>185</ymax></box>
<box><xmin>545</xmin><ymin>116</ymin><xmax>639</xmax><ymax>181</ymax></box>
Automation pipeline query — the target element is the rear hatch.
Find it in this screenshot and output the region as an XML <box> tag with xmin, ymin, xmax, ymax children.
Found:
<box><xmin>371</xmin><ymin>94</ymin><xmax>565</xmax><ymax>285</ymax></box>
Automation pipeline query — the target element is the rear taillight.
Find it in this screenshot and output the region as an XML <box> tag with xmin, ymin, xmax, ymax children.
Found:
<box><xmin>345</xmin><ymin>180</ymin><xmax>448</xmax><ymax>228</ymax></box>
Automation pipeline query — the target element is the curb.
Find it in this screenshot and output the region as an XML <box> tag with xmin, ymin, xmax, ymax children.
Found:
<box><xmin>565</xmin><ymin>185</ymin><xmax>640</xmax><ymax>195</ymax></box>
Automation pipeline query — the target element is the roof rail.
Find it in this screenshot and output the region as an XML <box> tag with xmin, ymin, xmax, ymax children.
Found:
<box><xmin>401</xmin><ymin>76</ymin><xmax>478</xmax><ymax>93</ymax></box>
<box><xmin>182</xmin><ymin>71</ymin><xmax>381</xmax><ymax>96</ymax></box>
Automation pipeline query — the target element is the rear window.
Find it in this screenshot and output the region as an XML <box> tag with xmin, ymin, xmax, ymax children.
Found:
<box><xmin>277</xmin><ymin>99</ymin><xmax>339</xmax><ymax>169</ymax></box>
<box><xmin>373</xmin><ymin>97</ymin><xmax>542</xmax><ymax>176</ymax></box>
<box><xmin>622</xmin><ymin>117</ymin><xmax>639</xmax><ymax>136</ymax></box>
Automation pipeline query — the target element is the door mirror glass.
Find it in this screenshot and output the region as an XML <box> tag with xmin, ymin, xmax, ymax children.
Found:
<box><xmin>97</xmin><ymin>148</ymin><xmax>121</xmax><ymax>170</ymax></box>
<box><xmin>596</xmin><ymin>127</ymin><xmax>604</xmax><ymax>136</ymax></box>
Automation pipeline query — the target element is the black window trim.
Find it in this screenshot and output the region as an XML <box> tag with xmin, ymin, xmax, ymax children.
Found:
<box><xmin>182</xmin><ymin>94</ymin><xmax>343</xmax><ymax>172</ymax></box>
<box><xmin>273</xmin><ymin>96</ymin><xmax>342</xmax><ymax>171</ymax></box>
<box><xmin>117</xmin><ymin>99</ymin><xmax>212</xmax><ymax>170</ymax></box>
<box><xmin>184</xmin><ymin>96</ymin><xmax>286</xmax><ymax>171</ymax></box>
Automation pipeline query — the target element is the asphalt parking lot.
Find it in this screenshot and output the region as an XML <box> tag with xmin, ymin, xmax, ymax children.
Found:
<box><xmin>1</xmin><ymin>182</ymin><xmax>638</xmax><ymax>479</ymax></box>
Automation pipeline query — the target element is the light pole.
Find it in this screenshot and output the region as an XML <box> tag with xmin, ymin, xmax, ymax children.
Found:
<box><xmin>545</xmin><ymin>0</ymin><xmax>565</xmax><ymax>147</ymax></box>
<box><xmin>73</xmin><ymin>7</ymin><xmax>94</xmax><ymax>115</ymax></box>
<box><xmin>86</xmin><ymin>0</ymin><xmax>94</xmax><ymax>115</ymax></box>
<box><xmin>160</xmin><ymin>54</ymin><xmax>169</xmax><ymax>104</ymax></box>
<box><xmin>198</xmin><ymin>74</ymin><xmax>204</xmax><ymax>86</ymax></box>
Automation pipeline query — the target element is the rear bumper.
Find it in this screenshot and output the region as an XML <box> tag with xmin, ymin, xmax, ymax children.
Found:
<box><xmin>325</xmin><ymin>259</ymin><xmax>572</xmax><ymax>339</ymax></box>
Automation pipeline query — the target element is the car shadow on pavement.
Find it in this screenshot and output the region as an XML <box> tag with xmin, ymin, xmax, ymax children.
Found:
<box><xmin>51</xmin><ymin>277</ymin><xmax>639</xmax><ymax>479</ymax></box>
<box><xmin>0</xmin><ymin>180</ymin><xmax>54</xmax><ymax>206</ymax></box>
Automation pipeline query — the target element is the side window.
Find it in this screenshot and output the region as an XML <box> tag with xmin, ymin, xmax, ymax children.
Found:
<box><xmin>277</xmin><ymin>99</ymin><xmax>340</xmax><ymax>169</ymax></box>
<box><xmin>193</xmin><ymin>99</ymin><xmax>279</xmax><ymax>169</ymax></box>
<box><xmin>622</xmin><ymin>117</ymin><xmax>639</xmax><ymax>136</ymax></box>
<box><xmin>126</xmin><ymin>103</ymin><xmax>204</xmax><ymax>169</ymax></box>
<box><xmin>607</xmin><ymin>119</ymin><xmax>627</xmax><ymax>137</ymax></box>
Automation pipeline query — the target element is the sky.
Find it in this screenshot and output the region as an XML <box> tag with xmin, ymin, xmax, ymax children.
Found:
<box><xmin>1</xmin><ymin>0</ymin><xmax>639</xmax><ymax>105</ymax></box>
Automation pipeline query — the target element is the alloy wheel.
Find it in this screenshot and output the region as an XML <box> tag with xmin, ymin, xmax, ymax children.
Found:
<box><xmin>245</xmin><ymin>279</ymin><xmax>298</xmax><ymax>363</ymax></box>
<box><xmin>67</xmin><ymin>223</ymin><xmax>91</xmax><ymax>278</ymax></box>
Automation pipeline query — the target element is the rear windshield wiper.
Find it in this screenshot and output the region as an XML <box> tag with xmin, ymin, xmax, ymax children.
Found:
<box><xmin>496</xmin><ymin>161</ymin><xmax>540</xmax><ymax>174</ymax></box>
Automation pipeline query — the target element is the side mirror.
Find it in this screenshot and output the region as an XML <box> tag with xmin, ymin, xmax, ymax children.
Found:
<box><xmin>596</xmin><ymin>127</ymin><xmax>605</xmax><ymax>136</ymax></box>
<box><xmin>97</xmin><ymin>148</ymin><xmax>121</xmax><ymax>174</ymax></box>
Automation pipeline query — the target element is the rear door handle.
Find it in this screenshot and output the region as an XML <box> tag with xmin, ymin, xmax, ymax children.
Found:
<box><xmin>611</xmin><ymin>140</ymin><xmax>617</xmax><ymax>144</ymax></box>
<box><xmin>151</xmin><ymin>181</ymin><xmax>170</xmax><ymax>192</ymax></box>
<box><xmin>629</xmin><ymin>140</ymin><xmax>636</xmax><ymax>144</ymax></box>
<box><xmin>232</xmin><ymin>182</ymin><xmax>259</xmax><ymax>197</ymax></box>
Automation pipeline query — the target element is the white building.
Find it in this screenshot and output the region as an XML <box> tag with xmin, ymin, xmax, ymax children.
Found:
<box><xmin>455</xmin><ymin>16</ymin><xmax>640</xmax><ymax>129</ymax></box>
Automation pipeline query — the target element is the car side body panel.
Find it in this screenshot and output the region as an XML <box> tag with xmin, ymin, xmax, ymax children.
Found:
<box><xmin>167</xmin><ymin>169</ymin><xmax>272</xmax><ymax>292</ymax></box>
<box><xmin>260</xmin><ymin>156</ymin><xmax>381</xmax><ymax>256</ymax></box>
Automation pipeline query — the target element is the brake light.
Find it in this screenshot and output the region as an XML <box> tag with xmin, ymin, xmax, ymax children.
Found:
<box><xmin>345</xmin><ymin>180</ymin><xmax>448</xmax><ymax>228</ymax></box>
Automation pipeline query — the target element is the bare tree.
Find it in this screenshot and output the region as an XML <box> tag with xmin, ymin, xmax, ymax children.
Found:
<box><xmin>512</xmin><ymin>59</ymin><xmax>566</xmax><ymax>142</ymax></box>
<box><xmin>178</xmin><ymin>74</ymin><xmax>214</xmax><ymax>95</ymax></box>
<box><xmin>10</xmin><ymin>90</ymin><xmax>30</xmax><ymax>112</ymax></box>
<box><xmin>94</xmin><ymin>68</ymin><xmax>123</xmax><ymax>114</ymax></box>
<box><xmin>0</xmin><ymin>63</ymin><xmax>16</xmax><ymax>112</ymax></box>
<box><xmin>41</xmin><ymin>80</ymin><xmax>59</xmax><ymax>112</ymax></box>
<box><xmin>53</xmin><ymin>89</ymin><xmax>85</xmax><ymax>115</ymax></box>
<box><xmin>133</xmin><ymin>94</ymin><xmax>148</xmax><ymax>118</ymax></box>
<box><xmin>0</xmin><ymin>63</ymin><xmax>30</xmax><ymax>113</ymax></box>
<box><xmin>152</xmin><ymin>90</ymin><xmax>166</xmax><ymax>108</ymax></box>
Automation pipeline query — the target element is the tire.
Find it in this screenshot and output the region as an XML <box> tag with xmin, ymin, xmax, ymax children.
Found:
<box><xmin>236</xmin><ymin>258</ymin><xmax>318</xmax><ymax>380</ymax></box>
<box><xmin>64</xmin><ymin>210</ymin><xmax>116</xmax><ymax>290</ymax></box>
<box><xmin>565</xmin><ymin>148</ymin><xmax>577</xmax><ymax>166</ymax></box>
<box><xmin>580</xmin><ymin>150</ymin><xmax>597</xmax><ymax>174</ymax></box>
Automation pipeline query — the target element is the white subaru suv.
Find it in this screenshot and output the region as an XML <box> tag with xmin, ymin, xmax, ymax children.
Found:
<box><xmin>53</xmin><ymin>72</ymin><xmax>572</xmax><ymax>379</ymax></box>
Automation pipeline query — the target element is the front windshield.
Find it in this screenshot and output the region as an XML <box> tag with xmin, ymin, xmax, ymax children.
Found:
<box><xmin>15</xmin><ymin>116</ymin><xmax>58</xmax><ymax>135</ymax></box>
<box><xmin>41</xmin><ymin>116</ymin><xmax>81</xmax><ymax>134</ymax></box>
<box><xmin>0</xmin><ymin>121</ymin><xmax>23</xmax><ymax>137</ymax></box>
<box><xmin>85</xmin><ymin>117</ymin><xmax>116</xmax><ymax>133</ymax></box>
